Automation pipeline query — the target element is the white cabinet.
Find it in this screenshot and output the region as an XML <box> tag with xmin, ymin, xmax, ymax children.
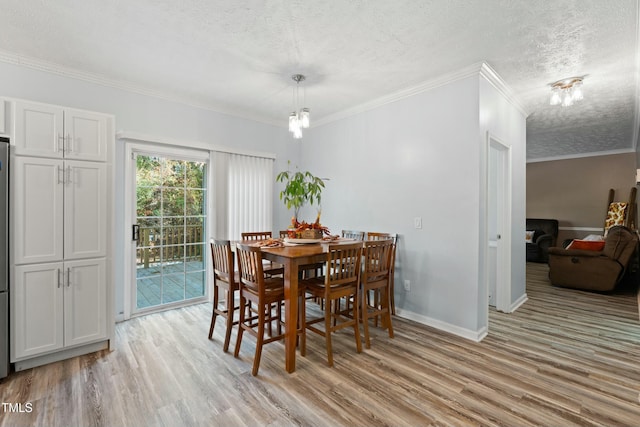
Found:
<box><xmin>12</xmin><ymin>157</ymin><xmax>106</xmax><ymax>265</ymax></box>
<box><xmin>9</xmin><ymin>98</ymin><xmax>112</xmax><ymax>367</ymax></box>
<box><xmin>64</xmin><ymin>160</ymin><xmax>107</xmax><ymax>260</ymax></box>
<box><xmin>12</xmin><ymin>157</ymin><xmax>64</xmax><ymax>264</ymax></box>
<box><xmin>12</xmin><ymin>259</ymin><xmax>106</xmax><ymax>360</ymax></box>
<box><xmin>14</xmin><ymin>101</ymin><xmax>107</xmax><ymax>161</ymax></box>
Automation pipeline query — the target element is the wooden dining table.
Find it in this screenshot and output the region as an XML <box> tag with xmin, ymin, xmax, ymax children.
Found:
<box><xmin>257</xmin><ymin>239</ymin><xmax>356</xmax><ymax>373</ymax></box>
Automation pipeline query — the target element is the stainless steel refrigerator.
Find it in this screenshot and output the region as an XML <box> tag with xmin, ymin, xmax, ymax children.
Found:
<box><xmin>0</xmin><ymin>137</ymin><xmax>8</xmax><ymax>379</ymax></box>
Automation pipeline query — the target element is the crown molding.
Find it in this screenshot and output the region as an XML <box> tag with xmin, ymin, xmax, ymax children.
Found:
<box><xmin>478</xmin><ymin>62</ymin><xmax>529</xmax><ymax>117</ymax></box>
<box><xmin>526</xmin><ymin>147</ymin><xmax>635</xmax><ymax>163</ymax></box>
<box><xmin>313</xmin><ymin>61</ymin><xmax>528</xmax><ymax>128</ymax></box>
<box><xmin>0</xmin><ymin>49</ymin><xmax>282</xmax><ymax>128</ymax></box>
<box><xmin>313</xmin><ymin>62</ymin><xmax>485</xmax><ymax>127</ymax></box>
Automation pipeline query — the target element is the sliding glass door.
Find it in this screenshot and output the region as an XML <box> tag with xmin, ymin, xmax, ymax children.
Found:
<box><xmin>133</xmin><ymin>151</ymin><xmax>207</xmax><ymax>313</ymax></box>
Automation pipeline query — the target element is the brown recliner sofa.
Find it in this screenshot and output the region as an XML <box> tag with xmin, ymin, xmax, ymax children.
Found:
<box><xmin>547</xmin><ymin>225</ymin><xmax>638</xmax><ymax>292</ymax></box>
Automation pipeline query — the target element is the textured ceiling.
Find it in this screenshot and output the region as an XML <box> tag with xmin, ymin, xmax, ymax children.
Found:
<box><xmin>0</xmin><ymin>0</ymin><xmax>638</xmax><ymax>160</ymax></box>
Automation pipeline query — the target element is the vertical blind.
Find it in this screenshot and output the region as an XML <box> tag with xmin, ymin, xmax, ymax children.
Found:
<box><xmin>226</xmin><ymin>153</ymin><xmax>274</xmax><ymax>240</ymax></box>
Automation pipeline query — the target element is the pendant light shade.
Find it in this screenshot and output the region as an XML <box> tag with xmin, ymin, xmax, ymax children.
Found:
<box><xmin>288</xmin><ymin>74</ymin><xmax>310</xmax><ymax>138</ymax></box>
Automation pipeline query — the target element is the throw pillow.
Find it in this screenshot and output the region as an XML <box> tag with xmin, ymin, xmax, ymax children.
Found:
<box><xmin>525</xmin><ymin>230</ymin><xmax>535</xmax><ymax>243</ymax></box>
<box><xmin>568</xmin><ymin>239</ymin><xmax>606</xmax><ymax>251</ymax></box>
<box><xmin>604</xmin><ymin>202</ymin><xmax>627</xmax><ymax>236</ymax></box>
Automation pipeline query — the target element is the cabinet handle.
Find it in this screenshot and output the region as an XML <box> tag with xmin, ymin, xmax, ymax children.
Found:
<box><xmin>66</xmin><ymin>165</ymin><xmax>72</xmax><ymax>184</ymax></box>
<box><xmin>67</xmin><ymin>267</ymin><xmax>71</xmax><ymax>287</ymax></box>
<box><xmin>57</xmin><ymin>268</ymin><xmax>62</xmax><ymax>288</ymax></box>
<box><xmin>58</xmin><ymin>166</ymin><xmax>65</xmax><ymax>184</ymax></box>
<box><xmin>57</xmin><ymin>134</ymin><xmax>65</xmax><ymax>153</ymax></box>
<box><xmin>66</xmin><ymin>134</ymin><xmax>72</xmax><ymax>153</ymax></box>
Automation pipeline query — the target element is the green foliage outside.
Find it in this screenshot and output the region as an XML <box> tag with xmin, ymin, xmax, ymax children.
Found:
<box><xmin>136</xmin><ymin>155</ymin><xmax>205</xmax><ymax>218</ymax></box>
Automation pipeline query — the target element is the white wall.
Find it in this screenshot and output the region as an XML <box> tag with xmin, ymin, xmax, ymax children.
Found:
<box><xmin>294</xmin><ymin>67</ymin><xmax>526</xmax><ymax>338</ymax></box>
<box><xmin>479</xmin><ymin>74</ymin><xmax>527</xmax><ymax>318</ymax></box>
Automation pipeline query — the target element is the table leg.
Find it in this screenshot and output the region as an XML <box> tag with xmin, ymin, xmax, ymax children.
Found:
<box><xmin>284</xmin><ymin>259</ymin><xmax>298</xmax><ymax>373</ymax></box>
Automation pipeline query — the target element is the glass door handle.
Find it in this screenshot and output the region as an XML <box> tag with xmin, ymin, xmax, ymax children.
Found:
<box><xmin>132</xmin><ymin>224</ymin><xmax>140</xmax><ymax>242</ymax></box>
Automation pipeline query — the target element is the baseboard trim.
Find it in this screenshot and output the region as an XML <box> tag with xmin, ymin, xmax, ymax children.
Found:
<box><xmin>395</xmin><ymin>308</ymin><xmax>487</xmax><ymax>342</ymax></box>
<box><xmin>510</xmin><ymin>293</ymin><xmax>529</xmax><ymax>312</ymax></box>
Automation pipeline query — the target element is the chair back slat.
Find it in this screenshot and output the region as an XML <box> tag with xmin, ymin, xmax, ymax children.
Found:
<box><xmin>241</xmin><ymin>231</ymin><xmax>273</xmax><ymax>241</ymax></box>
<box><xmin>211</xmin><ymin>239</ymin><xmax>234</xmax><ymax>281</ymax></box>
<box><xmin>366</xmin><ymin>232</ymin><xmax>397</xmax><ymax>243</ymax></box>
<box><xmin>236</xmin><ymin>243</ymin><xmax>265</xmax><ymax>294</ymax></box>
<box><xmin>363</xmin><ymin>239</ymin><xmax>394</xmax><ymax>282</ymax></box>
<box><xmin>325</xmin><ymin>242</ymin><xmax>362</xmax><ymax>288</ymax></box>
<box><xmin>341</xmin><ymin>230</ymin><xmax>365</xmax><ymax>240</ymax></box>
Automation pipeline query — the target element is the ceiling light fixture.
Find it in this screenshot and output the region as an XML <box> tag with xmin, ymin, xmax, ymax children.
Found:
<box><xmin>288</xmin><ymin>74</ymin><xmax>310</xmax><ymax>139</ymax></box>
<box><xmin>549</xmin><ymin>76</ymin><xmax>584</xmax><ymax>107</ymax></box>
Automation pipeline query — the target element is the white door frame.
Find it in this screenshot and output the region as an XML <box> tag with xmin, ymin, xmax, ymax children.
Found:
<box><xmin>122</xmin><ymin>141</ymin><xmax>211</xmax><ymax>320</ymax></box>
<box><xmin>486</xmin><ymin>133</ymin><xmax>512</xmax><ymax>314</ymax></box>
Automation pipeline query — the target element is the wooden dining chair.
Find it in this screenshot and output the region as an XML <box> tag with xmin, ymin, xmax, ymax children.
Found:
<box><xmin>234</xmin><ymin>243</ymin><xmax>306</xmax><ymax>376</ymax></box>
<box><xmin>241</xmin><ymin>231</ymin><xmax>284</xmax><ymax>276</ymax></box>
<box><xmin>241</xmin><ymin>231</ymin><xmax>274</xmax><ymax>241</ymax></box>
<box><xmin>360</xmin><ymin>239</ymin><xmax>395</xmax><ymax>348</ymax></box>
<box><xmin>301</xmin><ymin>242</ymin><xmax>363</xmax><ymax>367</ymax></box>
<box><xmin>342</xmin><ymin>230</ymin><xmax>365</xmax><ymax>240</ymax></box>
<box><xmin>209</xmin><ymin>239</ymin><xmax>243</xmax><ymax>352</ymax></box>
<box><xmin>279</xmin><ymin>230</ymin><xmax>324</xmax><ymax>280</ymax></box>
<box><xmin>366</xmin><ymin>232</ymin><xmax>398</xmax><ymax>315</ymax></box>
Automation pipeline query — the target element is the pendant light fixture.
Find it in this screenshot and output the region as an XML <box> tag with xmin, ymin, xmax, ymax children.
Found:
<box><xmin>549</xmin><ymin>76</ymin><xmax>584</xmax><ymax>107</ymax></box>
<box><xmin>288</xmin><ymin>74</ymin><xmax>310</xmax><ymax>139</ymax></box>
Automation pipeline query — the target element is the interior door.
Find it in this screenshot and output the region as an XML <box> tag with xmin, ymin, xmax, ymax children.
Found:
<box><xmin>132</xmin><ymin>151</ymin><xmax>208</xmax><ymax>313</ymax></box>
<box><xmin>488</xmin><ymin>136</ymin><xmax>512</xmax><ymax>313</ymax></box>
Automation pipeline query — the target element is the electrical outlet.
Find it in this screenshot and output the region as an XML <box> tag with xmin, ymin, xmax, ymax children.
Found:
<box><xmin>414</xmin><ymin>217</ymin><xmax>422</xmax><ymax>229</ymax></box>
<box><xmin>404</xmin><ymin>279</ymin><xmax>411</xmax><ymax>291</ymax></box>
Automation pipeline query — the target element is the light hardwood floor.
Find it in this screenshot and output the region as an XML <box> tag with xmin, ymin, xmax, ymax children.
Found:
<box><xmin>1</xmin><ymin>263</ymin><xmax>639</xmax><ymax>426</ymax></box>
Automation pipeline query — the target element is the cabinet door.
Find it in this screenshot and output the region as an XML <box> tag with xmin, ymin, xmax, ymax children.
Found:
<box><xmin>64</xmin><ymin>258</ymin><xmax>107</xmax><ymax>347</ymax></box>
<box><xmin>14</xmin><ymin>101</ymin><xmax>64</xmax><ymax>158</ymax></box>
<box><xmin>64</xmin><ymin>109</ymin><xmax>107</xmax><ymax>162</ymax></box>
<box><xmin>11</xmin><ymin>263</ymin><xmax>65</xmax><ymax>360</ymax></box>
<box><xmin>13</xmin><ymin>157</ymin><xmax>64</xmax><ymax>264</ymax></box>
<box><xmin>64</xmin><ymin>161</ymin><xmax>107</xmax><ymax>260</ymax></box>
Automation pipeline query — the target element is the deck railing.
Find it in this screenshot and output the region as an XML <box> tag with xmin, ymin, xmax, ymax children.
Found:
<box><xmin>137</xmin><ymin>225</ymin><xmax>204</xmax><ymax>268</ymax></box>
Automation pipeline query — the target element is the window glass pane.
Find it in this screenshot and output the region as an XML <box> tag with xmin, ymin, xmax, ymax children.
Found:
<box><xmin>185</xmin><ymin>217</ymin><xmax>205</xmax><ymax>244</ymax></box>
<box><xmin>162</xmin><ymin>273</ymin><xmax>185</xmax><ymax>304</ymax></box>
<box><xmin>186</xmin><ymin>161</ymin><xmax>205</xmax><ymax>189</ymax></box>
<box><xmin>136</xmin><ymin>218</ymin><xmax>161</xmax><ymax>248</ymax></box>
<box><xmin>185</xmin><ymin>244</ymin><xmax>205</xmax><ymax>272</ymax></box>
<box><xmin>137</xmin><ymin>187</ymin><xmax>161</xmax><ymax>217</ymax></box>
<box><xmin>162</xmin><ymin>188</ymin><xmax>185</xmax><ymax>217</ymax></box>
<box><xmin>163</xmin><ymin>159</ymin><xmax>185</xmax><ymax>188</ymax></box>
<box><xmin>137</xmin><ymin>277</ymin><xmax>161</xmax><ymax>308</ymax></box>
<box><xmin>185</xmin><ymin>189</ymin><xmax>205</xmax><ymax>216</ymax></box>
<box><xmin>137</xmin><ymin>155</ymin><xmax>162</xmax><ymax>187</ymax></box>
<box><xmin>186</xmin><ymin>271</ymin><xmax>205</xmax><ymax>299</ymax></box>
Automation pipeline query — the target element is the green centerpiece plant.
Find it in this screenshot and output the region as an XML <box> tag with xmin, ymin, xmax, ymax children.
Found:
<box><xmin>276</xmin><ymin>161</ymin><xmax>328</xmax><ymax>238</ymax></box>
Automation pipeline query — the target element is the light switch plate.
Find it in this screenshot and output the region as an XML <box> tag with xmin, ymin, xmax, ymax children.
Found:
<box><xmin>414</xmin><ymin>217</ymin><xmax>422</xmax><ymax>229</ymax></box>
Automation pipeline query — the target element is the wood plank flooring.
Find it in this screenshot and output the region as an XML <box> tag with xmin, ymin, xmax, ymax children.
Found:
<box><xmin>1</xmin><ymin>262</ymin><xmax>639</xmax><ymax>426</ymax></box>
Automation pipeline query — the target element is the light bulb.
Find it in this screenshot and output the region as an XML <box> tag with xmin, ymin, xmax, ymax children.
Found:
<box><xmin>288</xmin><ymin>112</ymin><xmax>298</xmax><ymax>133</ymax></box>
<box><xmin>561</xmin><ymin>91</ymin><xmax>573</xmax><ymax>107</ymax></box>
<box><xmin>293</xmin><ymin>126</ymin><xmax>302</xmax><ymax>139</ymax></box>
<box><xmin>550</xmin><ymin>90</ymin><xmax>561</xmax><ymax>106</ymax></box>
<box><xmin>572</xmin><ymin>82</ymin><xmax>583</xmax><ymax>101</ymax></box>
<box><xmin>300</xmin><ymin>108</ymin><xmax>310</xmax><ymax>128</ymax></box>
